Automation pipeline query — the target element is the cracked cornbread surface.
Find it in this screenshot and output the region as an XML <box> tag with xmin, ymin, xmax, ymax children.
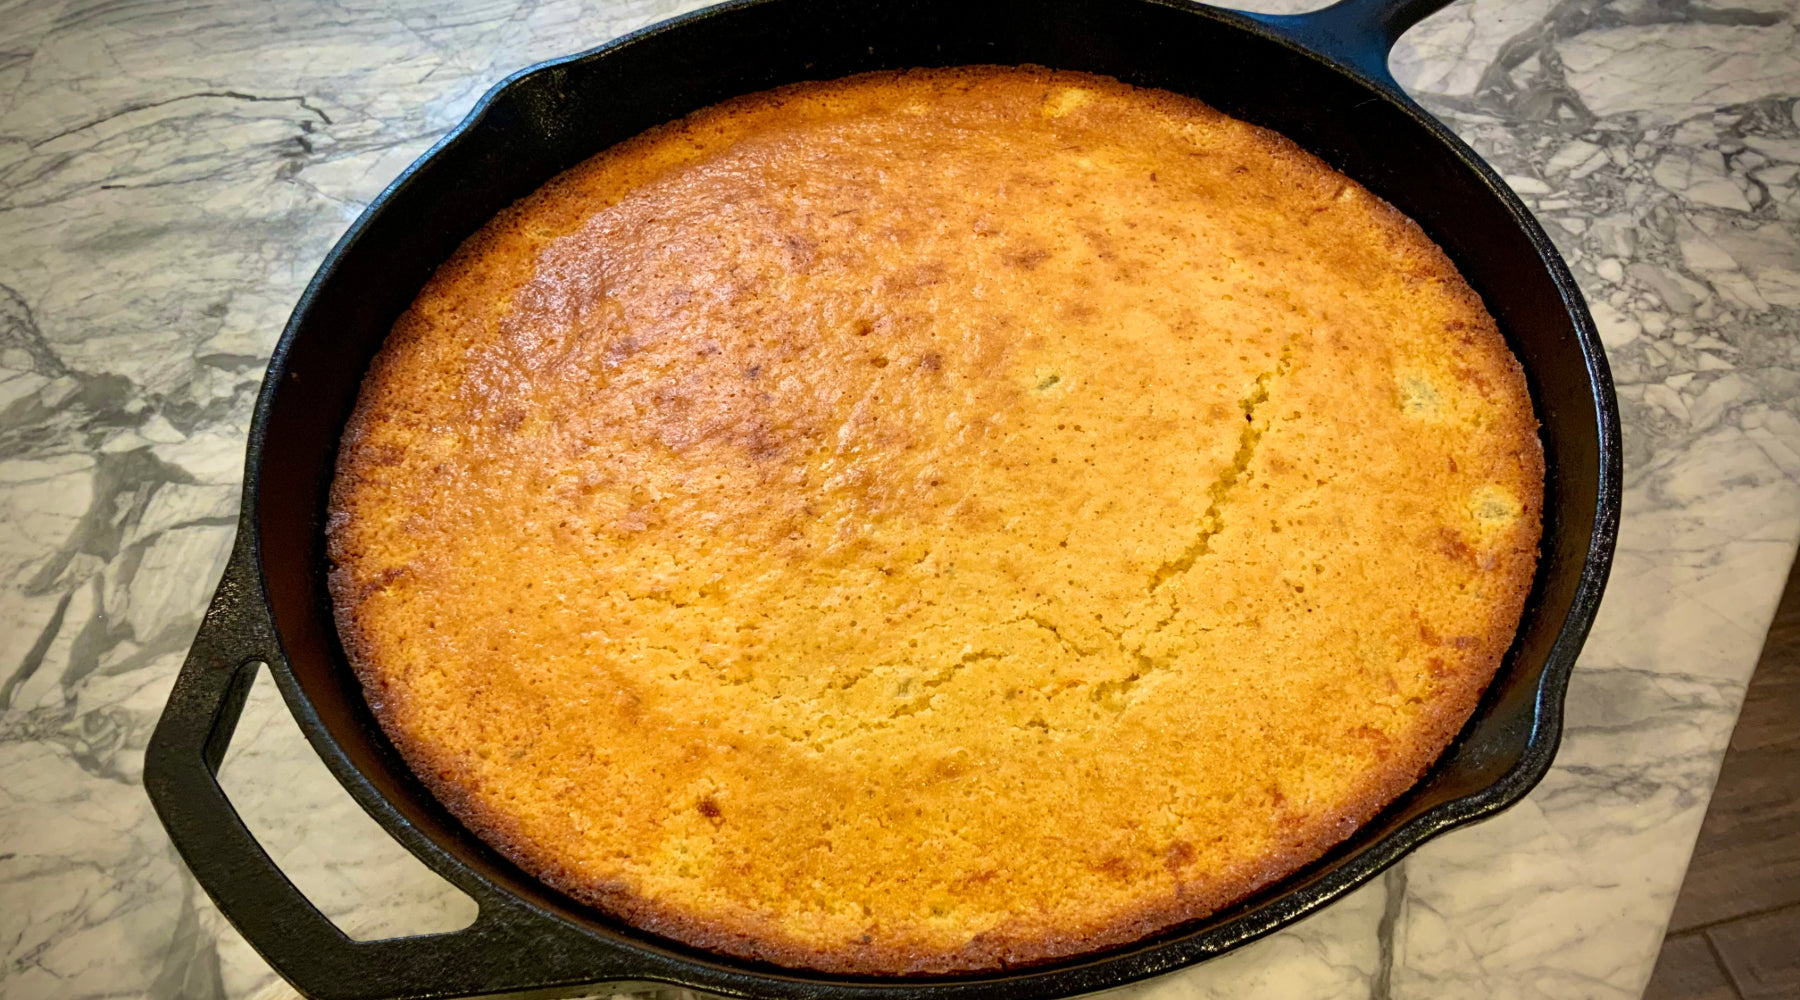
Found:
<box><xmin>327</xmin><ymin>67</ymin><xmax>1542</xmax><ymax>974</ymax></box>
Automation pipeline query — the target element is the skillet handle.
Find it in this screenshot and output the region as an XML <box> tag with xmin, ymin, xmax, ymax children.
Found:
<box><xmin>1243</xmin><ymin>0</ymin><xmax>1456</xmax><ymax>94</ymax></box>
<box><xmin>143</xmin><ymin>536</ymin><xmax>628</xmax><ymax>1000</ymax></box>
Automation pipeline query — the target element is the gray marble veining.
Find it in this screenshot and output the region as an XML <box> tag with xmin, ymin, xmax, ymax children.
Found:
<box><xmin>1</xmin><ymin>1</ymin><xmax>1796</xmax><ymax>998</ymax></box>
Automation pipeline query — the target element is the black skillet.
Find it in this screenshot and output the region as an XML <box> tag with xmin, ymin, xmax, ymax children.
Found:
<box><xmin>143</xmin><ymin>0</ymin><xmax>1621</xmax><ymax>996</ymax></box>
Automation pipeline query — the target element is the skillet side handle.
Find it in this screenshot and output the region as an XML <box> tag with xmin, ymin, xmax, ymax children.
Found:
<box><xmin>1242</xmin><ymin>0</ymin><xmax>1456</xmax><ymax>95</ymax></box>
<box><xmin>143</xmin><ymin>536</ymin><xmax>628</xmax><ymax>1000</ymax></box>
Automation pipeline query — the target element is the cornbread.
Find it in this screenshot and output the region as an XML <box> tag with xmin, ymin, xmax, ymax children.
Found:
<box><xmin>327</xmin><ymin>67</ymin><xmax>1542</xmax><ymax>974</ymax></box>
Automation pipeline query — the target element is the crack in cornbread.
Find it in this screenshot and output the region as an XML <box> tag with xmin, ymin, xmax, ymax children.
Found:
<box><xmin>1149</xmin><ymin>345</ymin><xmax>1294</xmax><ymax>593</ymax></box>
<box><xmin>327</xmin><ymin>67</ymin><xmax>1543</xmax><ymax>974</ymax></box>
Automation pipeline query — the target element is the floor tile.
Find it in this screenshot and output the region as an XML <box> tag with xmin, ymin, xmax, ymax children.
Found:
<box><xmin>1709</xmin><ymin>905</ymin><xmax>1800</xmax><ymax>1000</ymax></box>
<box><xmin>1643</xmin><ymin>931</ymin><xmax>1739</xmax><ymax>1000</ymax></box>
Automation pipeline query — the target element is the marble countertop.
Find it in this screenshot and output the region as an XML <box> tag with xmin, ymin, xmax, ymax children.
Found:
<box><xmin>3</xmin><ymin>0</ymin><xmax>1798</xmax><ymax>997</ymax></box>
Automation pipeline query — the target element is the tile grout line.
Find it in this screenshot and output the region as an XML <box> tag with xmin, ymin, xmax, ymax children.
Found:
<box><xmin>1672</xmin><ymin>898</ymin><xmax>1800</xmax><ymax>938</ymax></box>
<box><xmin>1702</xmin><ymin>927</ymin><xmax>1749</xmax><ymax>1000</ymax></box>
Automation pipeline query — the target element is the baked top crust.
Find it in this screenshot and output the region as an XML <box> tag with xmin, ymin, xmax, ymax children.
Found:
<box><xmin>327</xmin><ymin>66</ymin><xmax>1543</xmax><ymax>975</ymax></box>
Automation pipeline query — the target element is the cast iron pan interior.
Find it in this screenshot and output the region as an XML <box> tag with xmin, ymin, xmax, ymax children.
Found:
<box><xmin>144</xmin><ymin>0</ymin><xmax>1620</xmax><ymax>997</ymax></box>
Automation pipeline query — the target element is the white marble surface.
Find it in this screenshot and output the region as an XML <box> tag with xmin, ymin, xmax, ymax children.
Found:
<box><xmin>1</xmin><ymin>0</ymin><xmax>1797</xmax><ymax>998</ymax></box>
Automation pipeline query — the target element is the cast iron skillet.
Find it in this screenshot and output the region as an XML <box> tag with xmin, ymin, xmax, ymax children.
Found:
<box><xmin>143</xmin><ymin>0</ymin><xmax>1621</xmax><ymax>996</ymax></box>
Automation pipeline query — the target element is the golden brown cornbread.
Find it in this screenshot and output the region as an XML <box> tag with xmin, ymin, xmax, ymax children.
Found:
<box><xmin>327</xmin><ymin>67</ymin><xmax>1543</xmax><ymax>975</ymax></box>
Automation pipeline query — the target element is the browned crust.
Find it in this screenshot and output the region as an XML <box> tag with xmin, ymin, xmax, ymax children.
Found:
<box><xmin>327</xmin><ymin>65</ymin><xmax>1543</xmax><ymax>976</ymax></box>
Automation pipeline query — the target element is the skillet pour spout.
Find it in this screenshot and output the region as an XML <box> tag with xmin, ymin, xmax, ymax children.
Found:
<box><xmin>143</xmin><ymin>0</ymin><xmax>1621</xmax><ymax>997</ymax></box>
